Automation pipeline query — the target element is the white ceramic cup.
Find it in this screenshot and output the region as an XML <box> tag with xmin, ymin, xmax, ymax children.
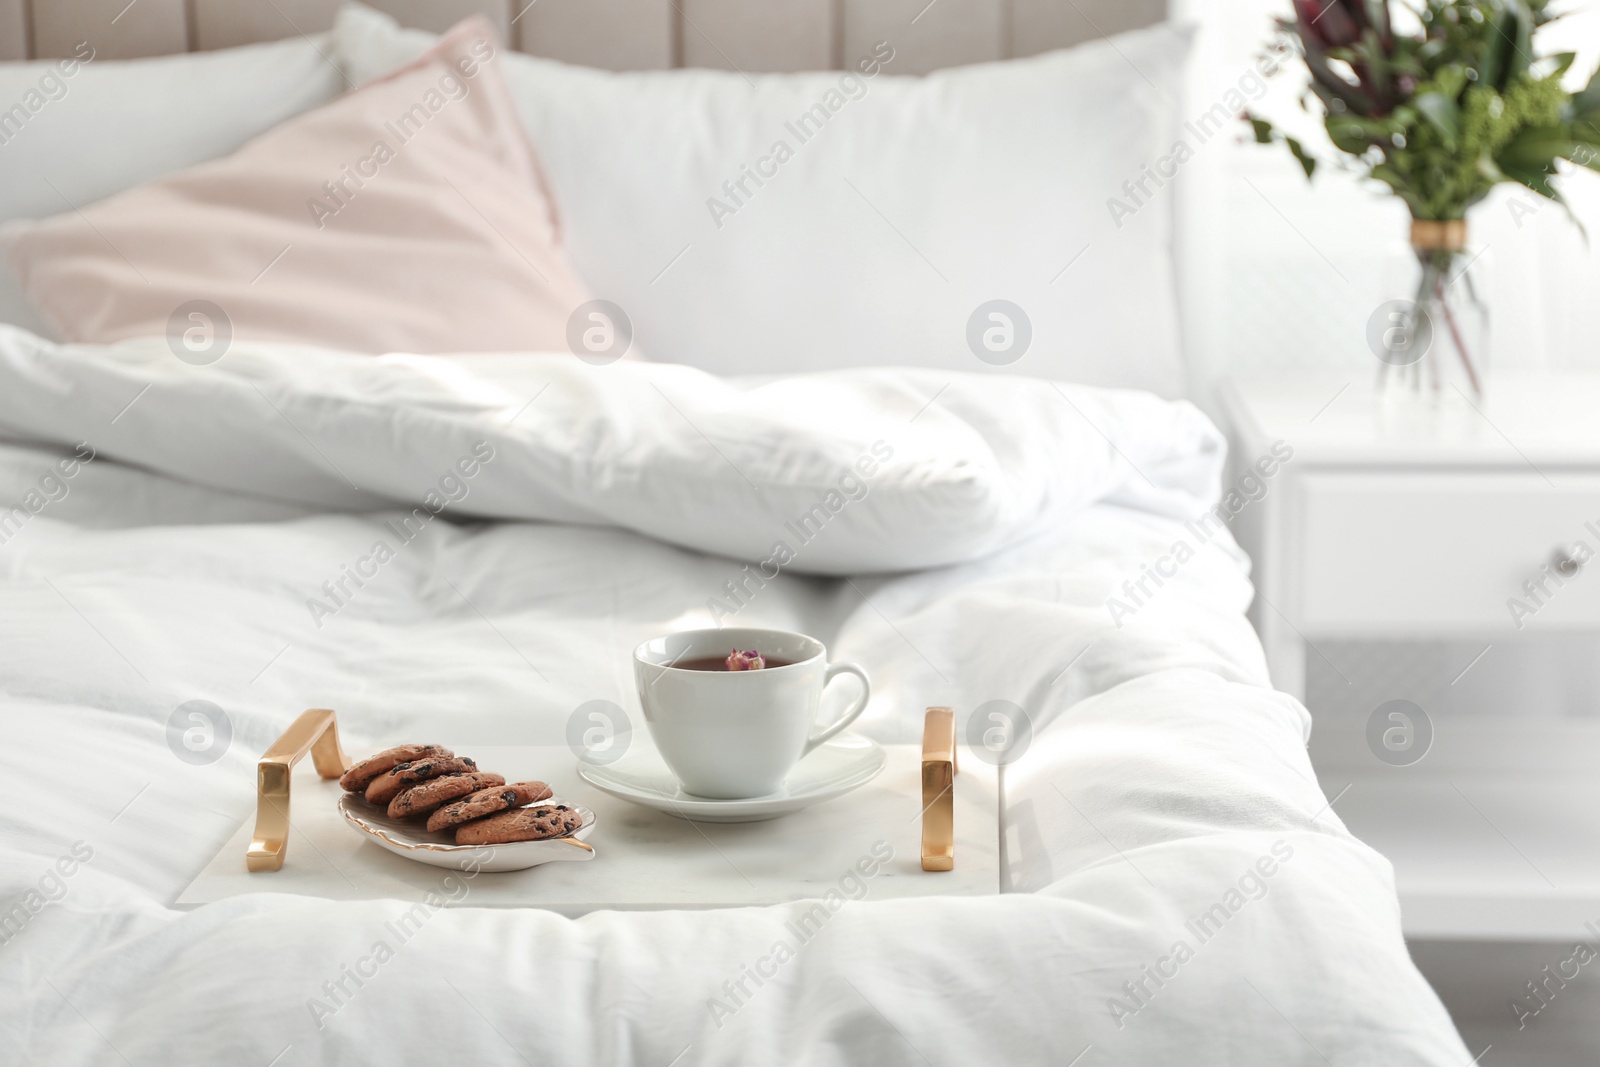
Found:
<box><xmin>633</xmin><ymin>627</ymin><xmax>871</xmax><ymax>799</ymax></box>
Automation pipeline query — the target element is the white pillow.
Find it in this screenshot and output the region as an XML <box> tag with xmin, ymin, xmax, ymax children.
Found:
<box><xmin>0</xmin><ymin>36</ymin><xmax>347</xmax><ymax>334</ymax></box>
<box><xmin>333</xmin><ymin>5</ymin><xmax>1191</xmax><ymax>397</ymax></box>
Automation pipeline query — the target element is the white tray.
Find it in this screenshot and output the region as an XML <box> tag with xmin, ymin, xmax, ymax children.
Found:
<box><xmin>177</xmin><ymin>743</ymin><xmax>999</xmax><ymax>914</ymax></box>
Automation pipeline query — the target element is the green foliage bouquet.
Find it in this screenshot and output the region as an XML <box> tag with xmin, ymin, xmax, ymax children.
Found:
<box><xmin>1250</xmin><ymin>0</ymin><xmax>1600</xmax><ymax>221</ymax></box>
<box><xmin>1249</xmin><ymin>1</ymin><xmax>1600</xmax><ymax>396</ymax></box>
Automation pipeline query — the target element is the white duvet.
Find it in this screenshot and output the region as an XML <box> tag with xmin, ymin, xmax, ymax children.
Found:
<box><xmin>0</xmin><ymin>325</ymin><xmax>1466</xmax><ymax>1065</ymax></box>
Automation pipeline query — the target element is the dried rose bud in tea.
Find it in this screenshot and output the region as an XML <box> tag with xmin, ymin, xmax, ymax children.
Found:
<box><xmin>725</xmin><ymin>649</ymin><xmax>765</xmax><ymax>671</ymax></box>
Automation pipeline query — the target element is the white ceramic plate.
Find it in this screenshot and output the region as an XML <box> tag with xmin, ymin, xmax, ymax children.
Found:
<box><xmin>338</xmin><ymin>794</ymin><xmax>597</xmax><ymax>872</ymax></box>
<box><xmin>577</xmin><ymin>734</ymin><xmax>886</xmax><ymax>822</ymax></box>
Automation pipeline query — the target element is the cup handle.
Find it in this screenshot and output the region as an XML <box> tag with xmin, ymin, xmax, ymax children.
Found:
<box><xmin>803</xmin><ymin>662</ymin><xmax>871</xmax><ymax>756</ymax></box>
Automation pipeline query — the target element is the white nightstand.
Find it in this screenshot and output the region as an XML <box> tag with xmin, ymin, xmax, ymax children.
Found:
<box><xmin>1219</xmin><ymin>377</ymin><xmax>1600</xmax><ymax>940</ymax></box>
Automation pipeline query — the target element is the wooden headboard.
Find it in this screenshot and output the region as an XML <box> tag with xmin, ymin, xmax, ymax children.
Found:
<box><xmin>0</xmin><ymin>0</ymin><xmax>1166</xmax><ymax>74</ymax></box>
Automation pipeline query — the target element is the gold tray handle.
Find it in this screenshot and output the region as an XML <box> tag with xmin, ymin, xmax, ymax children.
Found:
<box><xmin>247</xmin><ymin>708</ymin><xmax>351</xmax><ymax>872</ymax></box>
<box><xmin>921</xmin><ymin>707</ymin><xmax>957</xmax><ymax>872</ymax></box>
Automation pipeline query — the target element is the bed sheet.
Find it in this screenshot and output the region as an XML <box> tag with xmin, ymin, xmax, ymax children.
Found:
<box><xmin>0</xmin><ymin>334</ymin><xmax>1467</xmax><ymax>1065</ymax></box>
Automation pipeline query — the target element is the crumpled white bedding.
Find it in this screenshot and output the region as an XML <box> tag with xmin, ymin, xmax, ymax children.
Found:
<box><xmin>0</xmin><ymin>327</ymin><xmax>1467</xmax><ymax>1065</ymax></box>
<box><xmin>0</xmin><ymin>327</ymin><xmax>1221</xmax><ymax>574</ymax></box>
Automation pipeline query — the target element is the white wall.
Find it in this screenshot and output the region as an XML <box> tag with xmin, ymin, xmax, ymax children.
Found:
<box><xmin>1174</xmin><ymin>0</ymin><xmax>1600</xmax><ymax>413</ymax></box>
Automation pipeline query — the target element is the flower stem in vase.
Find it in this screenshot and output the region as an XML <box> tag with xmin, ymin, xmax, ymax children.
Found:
<box><xmin>1406</xmin><ymin>224</ymin><xmax>1485</xmax><ymax>403</ymax></box>
<box><xmin>1434</xmin><ymin>274</ymin><xmax>1483</xmax><ymax>400</ymax></box>
<box><xmin>1413</xmin><ymin>258</ymin><xmax>1437</xmax><ymax>395</ymax></box>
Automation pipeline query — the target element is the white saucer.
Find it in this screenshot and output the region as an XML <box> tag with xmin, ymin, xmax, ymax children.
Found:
<box><xmin>576</xmin><ymin>734</ymin><xmax>886</xmax><ymax>822</ymax></box>
<box><xmin>338</xmin><ymin>794</ymin><xmax>597</xmax><ymax>872</ymax></box>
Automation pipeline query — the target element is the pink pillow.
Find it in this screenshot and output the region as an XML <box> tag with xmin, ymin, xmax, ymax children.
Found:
<box><xmin>0</xmin><ymin>17</ymin><xmax>594</xmax><ymax>355</ymax></box>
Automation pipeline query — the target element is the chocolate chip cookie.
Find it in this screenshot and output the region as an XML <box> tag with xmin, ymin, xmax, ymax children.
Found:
<box><xmin>364</xmin><ymin>756</ymin><xmax>479</xmax><ymax>806</ymax></box>
<box><xmin>339</xmin><ymin>744</ymin><xmax>452</xmax><ymax>792</ymax></box>
<box><xmin>424</xmin><ymin>781</ymin><xmax>554</xmax><ymax>833</ymax></box>
<box><xmin>387</xmin><ymin>771</ymin><xmax>506</xmax><ymax>819</ymax></box>
<box><xmin>453</xmin><ymin>805</ymin><xmax>583</xmax><ymax>845</ymax></box>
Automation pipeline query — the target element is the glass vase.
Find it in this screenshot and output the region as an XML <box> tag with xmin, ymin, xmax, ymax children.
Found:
<box><xmin>1372</xmin><ymin>220</ymin><xmax>1489</xmax><ymax>403</ymax></box>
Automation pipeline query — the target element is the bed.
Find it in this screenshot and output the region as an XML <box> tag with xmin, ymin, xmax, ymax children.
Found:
<box><xmin>0</xmin><ymin>2</ymin><xmax>1469</xmax><ymax>1063</ymax></box>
